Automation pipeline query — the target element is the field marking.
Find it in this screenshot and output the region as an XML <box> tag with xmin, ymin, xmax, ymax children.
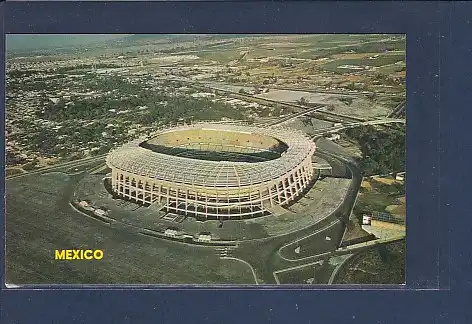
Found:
<box><xmin>220</xmin><ymin>257</ymin><xmax>259</xmax><ymax>285</ymax></box>
<box><xmin>273</xmin><ymin>273</ymin><xmax>280</xmax><ymax>284</ymax></box>
<box><xmin>273</xmin><ymin>260</ymin><xmax>324</xmax><ymax>284</ymax></box>
<box><xmin>278</xmin><ymin>219</ymin><xmax>341</xmax><ymax>262</ymax></box>
<box><xmin>337</xmin><ymin>235</ymin><xmax>405</xmax><ymax>252</ymax></box>
<box><xmin>328</xmin><ymin>254</ymin><xmax>354</xmax><ymax>284</ymax></box>
<box><xmin>274</xmin><ymin>156</ymin><xmax>363</xmax><ymax>262</ymax></box>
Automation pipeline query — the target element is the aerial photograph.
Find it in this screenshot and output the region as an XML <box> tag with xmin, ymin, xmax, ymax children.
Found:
<box><xmin>5</xmin><ymin>34</ymin><xmax>406</xmax><ymax>286</ymax></box>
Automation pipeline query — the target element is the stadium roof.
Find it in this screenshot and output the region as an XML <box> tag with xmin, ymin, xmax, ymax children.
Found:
<box><xmin>106</xmin><ymin>123</ymin><xmax>315</xmax><ymax>187</ymax></box>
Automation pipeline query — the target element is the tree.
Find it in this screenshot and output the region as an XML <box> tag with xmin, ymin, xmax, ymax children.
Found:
<box><xmin>23</xmin><ymin>161</ymin><xmax>37</xmax><ymax>171</ymax></box>
<box><xmin>297</xmin><ymin>97</ymin><xmax>309</xmax><ymax>106</ymax></box>
<box><xmin>366</xmin><ymin>92</ymin><xmax>377</xmax><ymax>100</ymax></box>
<box><xmin>343</xmin><ymin>125</ymin><xmax>405</xmax><ymax>176</ymax></box>
<box><xmin>273</xmin><ymin>104</ymin><xmax>282</xmax><ymax>116</ymax></box>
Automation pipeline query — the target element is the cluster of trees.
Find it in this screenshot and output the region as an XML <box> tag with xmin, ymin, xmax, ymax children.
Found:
<box><xmin>372</xmin><ymin>72</ymin><xmax>404</xmax><ymax>87</ymax></box>
<box><xmin>7</xmin><ymin>66</ymin><xmax>121</xmax><ymax>92</ymax></box>
<box><xmin>6</xmin><ymin>151</ymin><xmax>28</xmax><ymax>165</ymax></box>
<box><xmin>135</xmin><ymin>96</ymin><xmax>248</xmax><ymax>125</ymax></box>
<box><xmin>343</xmin><ymin>125</ymin><xmax>405</xmax><ymax>176</ymax></box>
<box><xmin>29</xmin><ymin>75</ymin><xmax>259</xmax><ymax>158</ymax></box>
<box><xmin>297</xmin><ymin>97</ymin><xmax>309</xmax><ymax>105</ymax></box>
<box><xmin>38</xmin><ymin>77</ymin><xmax>147</xmax><ymax>121</ymax></box>
<box><xmin>84</xmin><ymin>75</ymin><xmax>144</xmax><ymax>93</ymax></box>
<box><xmin>28</xmin><ymin>121</ymin><xmax>117</xmax><ymax>158</ymax></box>
<box><xmin>339</xmin><ymin>97</ymin><xmax>354</xmax><ymax>105</ymax></box>
<box><xmin>159</xmin><ymin>46</ymin><xmax>186</xmax><ymax>54</ymax></box>
<box><xmin>27</xmin><ymin>127</ymin><xmax>71</xmax><ymax>157</ymax></box>
<box><xmin>40</xmin><ymin>88</ymin><xmax>248</xmax><ymax>125</ymax></box>
<box><xmin>40</xmin><ymin>98</ymin><xmax>113</xmax><ymax>121</ymax></box>
<box><xmin>7</xmin><ymin>71</ymin><xmax>64</xmax><ymax>92</ymax></box>
<box><xmin>53</xmin><ymin>63</ymin><xmax>121</xmax><ymax>73</ymax></box>
<box><xmin>22</xmin><ymin>158</ymin><xmax>40</xmax><ymax>171</ymax></box>
<box><xmin>33</xmin><ymin>91</ymin><xmax>254</xmax><ymax>158</ymax></box>
<box><xmin>7</xmin><ymin>70</ymin><xmax>41</xmax><ymax>78</ymax></box>
<box><xmin>262</xmin><ymin>76</ymin><xmax>278</xmax><ymax>85</ymax></box>
<box><xmin>327</xmin><ymin>104</ymin><xmax>335</xmax><ymax>111</ymax></box>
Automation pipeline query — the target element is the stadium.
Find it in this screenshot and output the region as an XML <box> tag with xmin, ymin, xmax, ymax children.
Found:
<box><xmin>105</xmin><ymin>122</ymin><xmax>317</xmax><ymax>220</ymax></box>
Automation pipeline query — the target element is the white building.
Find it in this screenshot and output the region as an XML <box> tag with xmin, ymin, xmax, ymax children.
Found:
<box><xmin>396</xmin><ymin>172</ymin><xmax>405</xmax><ymax>181</ymax></box>
<box><xmin>198</xmin><ymin>234</ymin><xmax>212</xmax><ymax>243</ymax></box>
<box><xmin>94</xmin><ymin>209</ymin><xmax>107</xmax><ymax>217</ymax></box>
<box><xmin>164</xmin><ymin>229</ymin><xmax>178</xmax><ymax>238</ymax></box>
<box><xmin>79</xmin><ymin>201</ymin><xmax>89</xmax><ymax>207</ymax></box>
<box><xmin>327</xmin><ymin>133</ymin><xmax>341</xmax><ymax>141</ymax></box>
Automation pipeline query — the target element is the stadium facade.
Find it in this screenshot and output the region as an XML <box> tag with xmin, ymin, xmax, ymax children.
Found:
<box><xmin>106</xmin><ymin>123</ymin><xmax>316</xmax><ymax>219</ymax></box>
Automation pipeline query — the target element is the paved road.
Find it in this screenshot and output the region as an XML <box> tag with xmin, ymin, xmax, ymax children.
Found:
<box><xmin>230</xmin><ymin>143</ymin><xmax>363</xmax><ymax>284</ymax></box>
<box><xmin>302</xmin><ymin>118</ymin><xmax>405</xmax><ymax>139</ymax></box>
<box><xmin>387</xmin><ymin>100</ymin><xmax>406</xmax><ymax>118</ymax></box>
<box><xmin>267</xmin><ymin>104</ymin><xmax>325</xmax><ymax>126</ymax></box>
<box><xmin>6</xmin><ymin>154</ymin><xmax>107</xmax><ymax>180</ymax></box>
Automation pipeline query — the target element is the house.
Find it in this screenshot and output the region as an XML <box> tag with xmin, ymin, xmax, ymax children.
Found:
<box><xmin>327</xmin><ymin>133</ymin><xmax>341</xmax><ymax>141</ymax></box>
<box><xmin>395</xmin><ymin>172</ymin><xmax>405</xmax><ymax>181</ymax></box>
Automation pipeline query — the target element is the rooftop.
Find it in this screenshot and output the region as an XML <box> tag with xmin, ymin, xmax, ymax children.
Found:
<box><xmin>106</xmin><ymin>122</ymin><xmax>316</xmax><ymax>188</ymax></box>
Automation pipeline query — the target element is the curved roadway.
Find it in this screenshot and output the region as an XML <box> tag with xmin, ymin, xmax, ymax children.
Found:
<box><xmin>231</xmin><ymin>145</ymin><xmax>363</xmax><ymax>284</ymax></box>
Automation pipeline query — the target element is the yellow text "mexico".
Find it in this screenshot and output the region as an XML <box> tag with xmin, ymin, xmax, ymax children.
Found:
<box><xmin>55</xmin><ymin>249</ymin><xmax>104</xmax><ymax>260</ymax></box>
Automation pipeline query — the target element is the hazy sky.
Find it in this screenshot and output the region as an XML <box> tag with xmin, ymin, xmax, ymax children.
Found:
<box><xmin>6</xmin><ymin>34</ymin><xmax>129</xmax><ymax>51</ymax></box>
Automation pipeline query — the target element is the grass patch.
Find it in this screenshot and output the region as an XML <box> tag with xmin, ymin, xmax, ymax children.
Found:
<box><xmin>322</xmin><ymin>53</ymin><xmax>405</xmax><ymax>73</ymax></box>
<box><xmin>370</xmin><ymin>178</ymin><xmax>404</xmax><ymax>195</ymax></box>
<box><xmin>334</xmin><ymin>240</ymin><xmax>405</xmax><ymax>284</ymax></box>
<box><xmin>355</xmin><ymin>178</ymin><xmax>405</xmax><ymax>222</ymax></box>
<box><xmin>5</xmin><ymin>173</ymin><xmax>256</xmax><ymax>284</ymax></box>
<box><xmin>276</xmin><ymin>261</ymin><xmax>335</xmax><ymax>284</ymax></box>
<box><xmin>355</xmin><ymin>192</ymin><xmax>397</xmax><ymax>213</ymax></box>
<box><xmin>6</xmin><ymin>168</ymin><xmax>24</xmax><ymax>176</ymax></box>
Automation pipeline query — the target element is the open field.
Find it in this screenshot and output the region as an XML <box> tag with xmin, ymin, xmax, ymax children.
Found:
<box><xmin>274</xmin><ymin>261</ymin><xmax>335</xmax><ymax>284</ymax></box>
<box><xmin>356</xmin><ymin>177</ymin><xmax>406</xmax><ymax>218</ymax></box>
<box><xmin>325</xmin><ymin>97</ymin><xmax>393</xmax><ymax>119</ymax></box>
<box><xmin>5</xmin><ymin>173</ymin><xmax>255</xmax><ymax>284</ymax></box>
<box><xmin>334</xmin><ymin>240</ymin><xmax>405</xmax><ymax>284</ymax></box>
<box><xmin>6</xmin><ymin>168</ymin><xmax>25</xmax><ymax>176</ymax></box>
<box><xmin>322</xmin><ymin>53</ymin><xmax>405</xmax><ymax>73</ymax></box>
